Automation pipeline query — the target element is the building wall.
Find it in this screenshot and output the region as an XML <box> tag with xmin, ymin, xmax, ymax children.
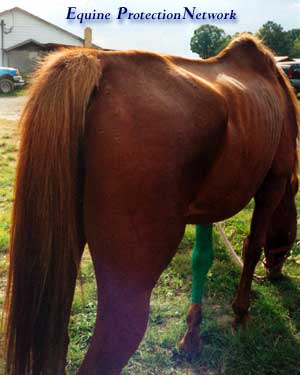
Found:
<box><xmin>6</xmin><ymin>44</ymin><xmax>46</xmax><ymax>73</ymax></box>
<box><xmin>3</xmin><ymin>52</ymin><xmax>8</xmax><ymax>66</ymax></box>
<box><xmin>1</xmin><ymin>8</ymin><xmax>83</xmax><ymax>50</ymax></box>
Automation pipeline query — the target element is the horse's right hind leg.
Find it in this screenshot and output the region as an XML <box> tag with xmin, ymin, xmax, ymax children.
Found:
<box><xmin>264</xmin><ymin>177</ymin><xmax>298</xmax><ymax>280</ymax></box>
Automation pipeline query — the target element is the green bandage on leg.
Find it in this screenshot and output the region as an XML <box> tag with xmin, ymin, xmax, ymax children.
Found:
<box><xmin>191</xmin><ymin>224</ymin><xmax>214</xmax><ymax>304</ymax></box>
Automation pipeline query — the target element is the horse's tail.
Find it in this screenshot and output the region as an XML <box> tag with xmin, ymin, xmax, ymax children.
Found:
<box><xmin>3</xmin><ymin>49</ymin><xmax>101</xmax><ymax>374</ymax></box>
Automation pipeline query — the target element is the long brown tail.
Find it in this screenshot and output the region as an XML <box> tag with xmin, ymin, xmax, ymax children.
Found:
<box><xmin>3</xmin><ymin>49</ymin><xmax>101</xmax><ymax>374</ymax></box>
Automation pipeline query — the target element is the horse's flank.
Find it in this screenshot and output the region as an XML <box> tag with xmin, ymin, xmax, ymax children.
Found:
<box><xmin>167</xmin><ymin>35</ymin><xmax>299</xmax><ymax>221</ymax></box>
<box><xmin>2</xmin><ymin>34</ymin><xmax>299</xmax><ymax>374</ymax></box>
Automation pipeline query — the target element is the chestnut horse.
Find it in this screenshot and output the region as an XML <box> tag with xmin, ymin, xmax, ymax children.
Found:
<box><xmin>3</xmin><ymin>35</ymin><xmax>299</xmax><ymax>374</ymax></box>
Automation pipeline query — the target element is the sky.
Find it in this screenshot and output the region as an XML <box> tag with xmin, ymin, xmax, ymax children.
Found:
<box><xmin>0</xmin><ymin>0</ymin><xmax>299</xmax><ymax>57</ymax></box>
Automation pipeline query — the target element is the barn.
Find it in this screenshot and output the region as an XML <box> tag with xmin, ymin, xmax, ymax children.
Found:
<box><xmin>0</xmin><ymin>7</ymin><xmax>102</xmax><ymax>73</ymax></box>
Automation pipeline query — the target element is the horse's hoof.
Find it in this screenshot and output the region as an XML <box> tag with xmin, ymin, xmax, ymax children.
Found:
<box><xmin>266</xmin><ymin>269</ymin><xmax>284</xmax><ymax>282</ymax></box>
<box><xmin>178</xmin><ymin>330</ymin><xmax>203</xmax><ymax>359</ymax></box>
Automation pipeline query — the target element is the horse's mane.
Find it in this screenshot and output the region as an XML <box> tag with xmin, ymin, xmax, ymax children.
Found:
<box><xmin>218</xmin><ymin>33</ymin><xmax>276</xmax><ymax>68</ymax></box>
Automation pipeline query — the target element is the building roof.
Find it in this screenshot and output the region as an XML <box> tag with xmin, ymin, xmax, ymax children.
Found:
<box><xmin>4</xmin><ymin>39</ymin><xmax>86</xmax><ymax>52</ymax></box>
<box><xmin>4</xmin><ymin>39</ymin><xmax>44</xmax><ymax>51</ymax></box>
<box><xmin>0</xmin><ymin>7</ymin><xmax>101</xmax><ymax>49</ymax></box>
<box><xmin>274</xmin><ymin>56</ymin><xmax>294</xmax><ymax>62</ymax></box>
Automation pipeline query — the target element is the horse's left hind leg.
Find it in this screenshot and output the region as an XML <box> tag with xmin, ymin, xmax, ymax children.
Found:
<box><xmin>79</xmin><ymin>274</ymin><xmax>153</xmax><ymax>375</ymax></box>
<box><xmin>78</xmin><ymin>218</ymin><xmax>185</xmax><ymax>375</ymax></box>
<box><xmin>179</xmin><ymin>224</ymin><xmax>214</xmax><ymax>357</ymax></box>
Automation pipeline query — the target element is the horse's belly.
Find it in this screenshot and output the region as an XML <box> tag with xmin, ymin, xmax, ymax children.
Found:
<box><xmin>185</xmin><ymin>187</ymin><xmax>254</xmax><ymax>224</ymax></box>
<box><xmin>184</xmin><ymin>124</ymin><xmax>278</xmax><ymax>224</ymax></box>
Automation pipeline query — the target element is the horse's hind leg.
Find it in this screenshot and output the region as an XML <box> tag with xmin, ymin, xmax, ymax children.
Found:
<box><xmin>264</xmin><ymin>177</ymin><xmax>298</xmax><ymax>280</ymax></box>
<box><xmin>79</xmin><ymin>270</ymin><xmax>152</xmax><ymax>375</ymax></box>
<box><xmin>78</xmin><ymin>218</ymin><xmax>185</xmax><ymax>375</ymax></box>
<box><xmin>232</xmin><ymin>175</ymin><xmax>287</xmax><ymax>326</ymax></box>
<box><xmin>179</xmin><ymin>224</ymin><xmax>214</xmax><ymax>357</ymax></box>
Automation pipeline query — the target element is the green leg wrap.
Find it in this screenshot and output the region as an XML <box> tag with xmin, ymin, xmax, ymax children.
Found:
<box><xmin>191</xmin><ymin>224</ymin><xmax>214</xmax><ymax>304</ymax></box>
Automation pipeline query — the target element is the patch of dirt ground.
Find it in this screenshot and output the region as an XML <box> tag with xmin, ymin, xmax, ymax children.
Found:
<box><xmin>0</xmin><ymin>96</ymin><xmax>26</xmax><ymax>121</ymax></box>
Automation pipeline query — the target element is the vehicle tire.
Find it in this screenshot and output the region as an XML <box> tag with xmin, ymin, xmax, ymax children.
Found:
<box><xmin>0</xmin><ymin>78</ymin><xmax>14</xmax><ymax>94</ymax></box>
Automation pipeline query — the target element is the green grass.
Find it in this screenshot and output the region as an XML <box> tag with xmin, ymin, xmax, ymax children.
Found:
<box><xmin>0</xmin><ymin>118</ymin><xmax>300</xmax><ymax>374</ymax></box>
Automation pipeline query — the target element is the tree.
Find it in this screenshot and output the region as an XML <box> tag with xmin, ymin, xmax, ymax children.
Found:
<box><xmin>257</xmin><ymin>21</ymin><xmax>289</xmax><ymax>55</ymax></box>
<box><xmin>286</xmin><ymin>29</ymin><xmax>300</xmax><ymax>57</ymax></box>
<box><xmin>290</xmin><ymin>37</ymin><xmax>300</xmax><ymax>58</ymax></box>
<box><xmin>286</xmin><ymin>28</ymin><xmax>300</xmax><ymax>42</ymax></box>
<box><xmin>190</xmin><ymin>25</ymin><xmax>231</xmax><ymax>59</ymax></box>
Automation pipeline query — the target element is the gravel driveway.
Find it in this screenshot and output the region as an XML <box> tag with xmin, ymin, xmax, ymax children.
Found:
<box><xmin>0</xmin><ymin>96</ymin><xmax>27</xmax><ymax>121</ymax></box>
